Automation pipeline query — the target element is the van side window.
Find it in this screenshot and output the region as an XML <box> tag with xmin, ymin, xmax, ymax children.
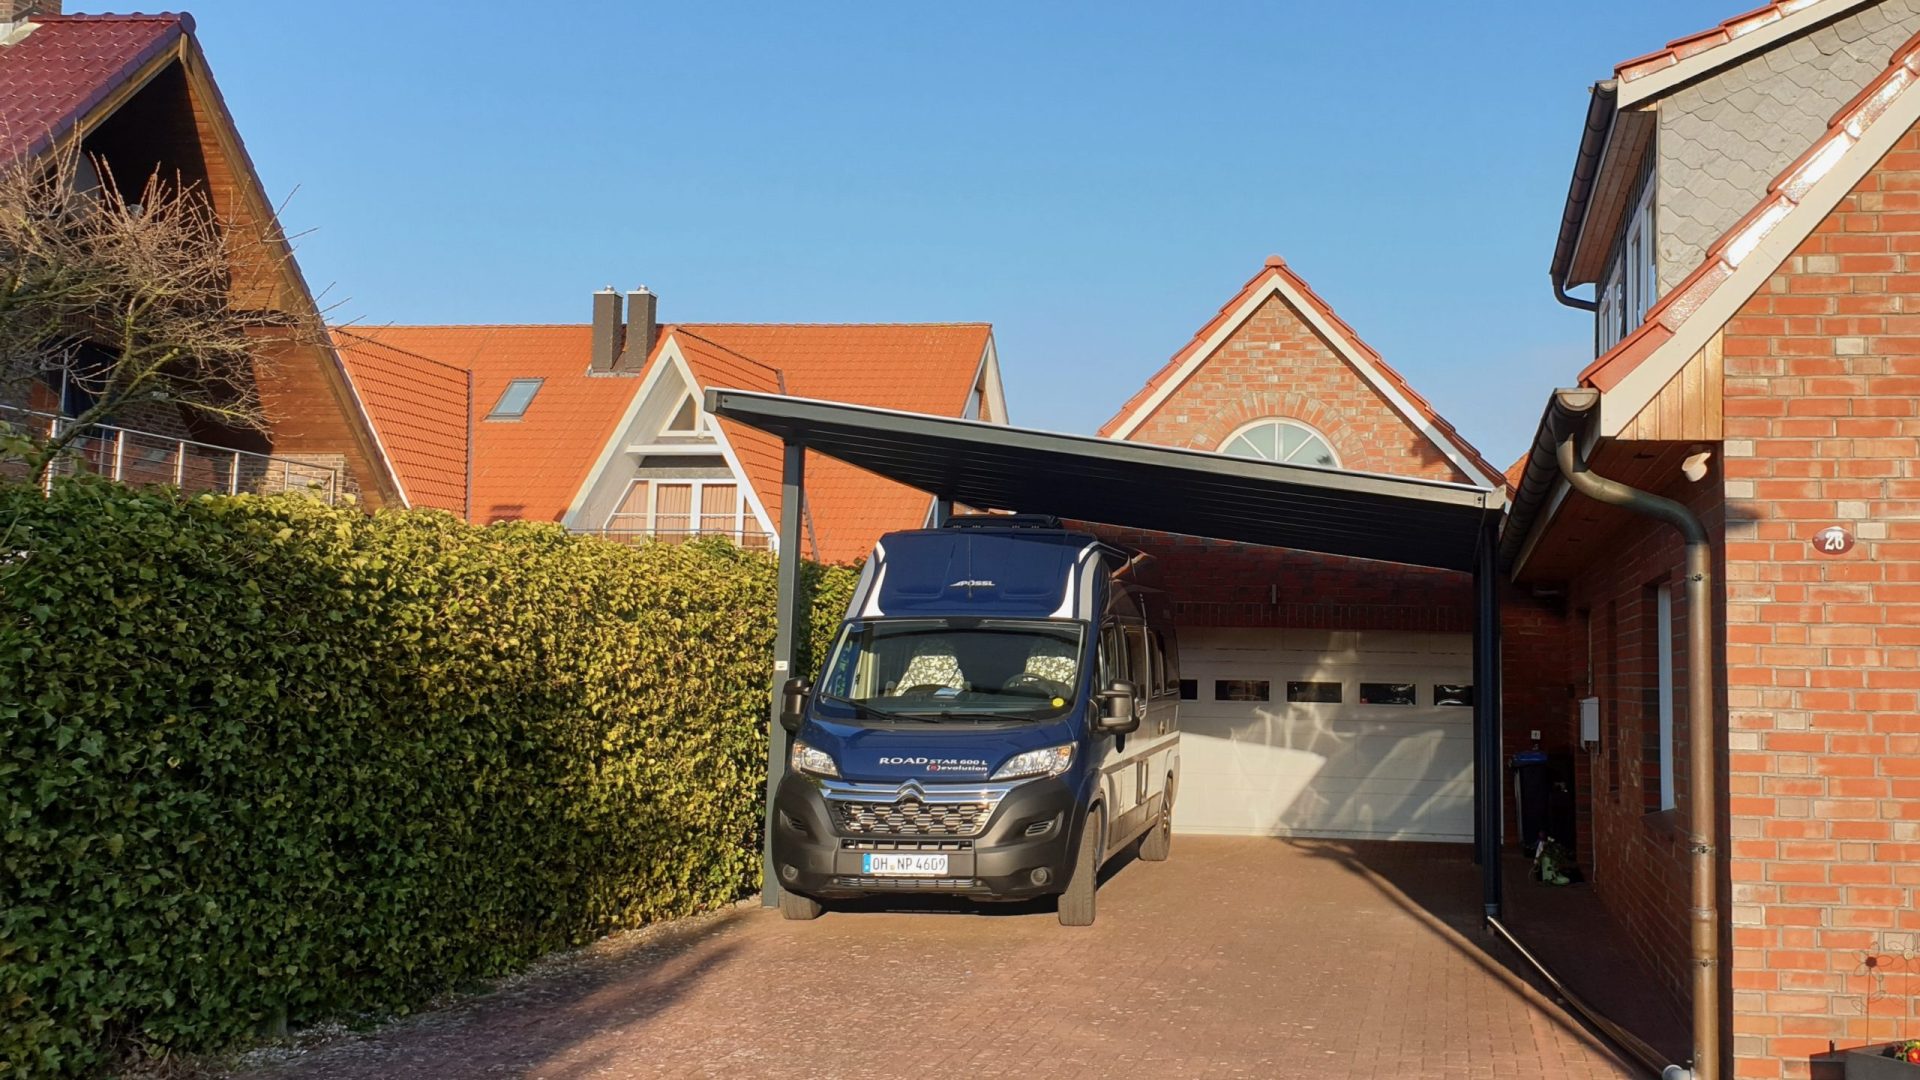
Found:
<box><xmin>1124</xmin><ymin>625</ymin><xmax>1150</xmax><ymax>692</ymax></box>
<box><xmin>1150</xmin><ymin>629</ymin><xmax>1174</xmax><ymax>696</ymax></box>
<box><xmin>1098</xmin><ymin>624</ymin><xmax>1122</xmax><ymax>688</ymax></box>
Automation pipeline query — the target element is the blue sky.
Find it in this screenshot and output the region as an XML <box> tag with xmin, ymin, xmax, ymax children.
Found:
<box><xmin>176</xmin><ymin>0</ymin><xmax>1740</xmax><ymax>465</ymax></box>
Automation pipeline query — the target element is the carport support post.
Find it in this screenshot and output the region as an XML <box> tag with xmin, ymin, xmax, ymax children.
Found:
<box><xmin>762</xmin><ymin>440</ymin><xmax>806</xmax><ymax>907</ymax></box>
<box><xmin>1472</xmin><ymin>516</ymin><xmax>1503</xmax><ymax>919</ymax></box>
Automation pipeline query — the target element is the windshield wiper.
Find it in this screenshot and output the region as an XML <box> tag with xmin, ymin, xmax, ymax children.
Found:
<box><xmin>818</xmin><ymin>693</ymin><xmax>932</xmax><ymax>724</ymax></box>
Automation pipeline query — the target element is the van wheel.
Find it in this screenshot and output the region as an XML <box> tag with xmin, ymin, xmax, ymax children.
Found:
<box><xmin>778</xmin><ymin>887</ymin><xmax>824</xmax><ymax>921</ymax></box>
<box><xmin>1057</xmin><ymin>807</ymin><xmax>1104</xmax><ymax>927</ymax></box>
<box><xmin>1139</xmin><ymin>784</ymin><xmax>1173</xmax><ymax>862</ymax></box>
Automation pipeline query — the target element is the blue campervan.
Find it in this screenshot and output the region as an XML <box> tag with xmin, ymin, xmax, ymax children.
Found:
<box><xmin>771</xmin><ymin>515</ymin><xmax>1180</xmax><ymax>926</ymax></box>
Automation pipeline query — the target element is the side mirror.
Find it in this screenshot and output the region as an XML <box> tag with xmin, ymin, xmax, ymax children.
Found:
<box><xmin>1095</xmin><ymin>680</ymin><xmax>1140</xmax><ymax>735</ymax></box>
<box><xmin>780</xmin><ymin>677</ymin><xmax>811</xmax><ymax>734</ymax></box>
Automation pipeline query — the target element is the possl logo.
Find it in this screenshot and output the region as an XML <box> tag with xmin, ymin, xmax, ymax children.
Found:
<box><xmin>948</xmin><ymin>579</ymin><xmax>995</xmax><ymax>589</ymax></box>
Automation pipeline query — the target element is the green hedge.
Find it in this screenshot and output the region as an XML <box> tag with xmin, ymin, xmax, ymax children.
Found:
<box><xmin>0</xmin><ymin>480</ymin><xmax>857</xmax><ymax>1077</ymax></box>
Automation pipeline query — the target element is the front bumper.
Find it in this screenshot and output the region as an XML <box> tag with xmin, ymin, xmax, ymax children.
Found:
<box><xmin>771</xmin><ymin>772</ymin><xmax>1081</xmax><ymax>901</ymax></box>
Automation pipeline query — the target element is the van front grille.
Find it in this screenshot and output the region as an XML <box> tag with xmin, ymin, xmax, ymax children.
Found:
<box><xmin>830</xmin><ymin>798</ymin><xmax>989</xmax><ymax>837</ymax></box>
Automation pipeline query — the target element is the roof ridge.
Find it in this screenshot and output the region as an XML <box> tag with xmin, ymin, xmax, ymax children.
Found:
<box><xmin>1614</xmin><ymin>0</ymin><xmax>1826</xmax><ymax>82</ymax></box>
<box><xmin>36</xmin><ymin>12</ymin><xmax>189</xmax><ymax>21</ymax></box>
<box><xmin>332</xmin><ymin>327</ymin><xmax>472</xmax><ymax>377</ymax></box>
<box><xmin>1583</xmin><ymin>23</ymin><xmax>1920</xmax><ymax>389</ymax></box>
<box><xmin>668</xmin><ymin>327</ymin><xmax>787</xmax><ymax>379</ymax></box>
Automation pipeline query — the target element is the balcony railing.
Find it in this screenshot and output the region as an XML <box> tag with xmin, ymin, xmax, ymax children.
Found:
<box><xmin>581</xmin><ymin>526</ymin><xmax>773</xmax><ymax>550</ymax></box>
<box><xmin>1</xmin><ymin>406</ymin><xmax>342</xmax><ymax>503</ymax></box>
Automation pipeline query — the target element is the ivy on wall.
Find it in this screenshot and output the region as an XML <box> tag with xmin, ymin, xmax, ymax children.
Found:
<box><xmin>0</xmin><ymin>480</ymin><xmax>856</xmax><ymax>1077</ymax></box>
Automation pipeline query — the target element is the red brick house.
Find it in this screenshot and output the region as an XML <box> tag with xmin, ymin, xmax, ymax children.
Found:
<box><xmin>0</xmin><ymin>2</ymin><xmax>405</xmax><ymax>505</ymax></box>
<box><xmin>1096</xmin><ymin>256</ymin><xmax>1504</xmax><ymax>843</ymax></box>
<box><xmin>338</xmin><ymin>287</ymin><xmax>1006</xmax><ymax>562</ymax></box>
<box><xmin>1505</xmin><ymin>2</ymin><xmax>1920</xmax><ymax>1075</ymax></box>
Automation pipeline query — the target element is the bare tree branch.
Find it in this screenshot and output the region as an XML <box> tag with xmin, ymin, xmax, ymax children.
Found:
<box><xmin>0</xmin><ymin>143</ymin><xmax>319</xmax><ymax>483</ymax></box>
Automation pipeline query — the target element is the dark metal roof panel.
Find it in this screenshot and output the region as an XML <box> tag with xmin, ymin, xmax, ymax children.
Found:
<box><xmin>706</xmin><ymin>389</ymin><xmax>1504</xmax><ymax>573</ymax></box>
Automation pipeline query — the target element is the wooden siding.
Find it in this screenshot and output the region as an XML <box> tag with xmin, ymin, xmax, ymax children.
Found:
<box><xmin>1622</xmin><ymin>330</ymin><xmax>1723</xmax><ymax>441</ymax></box>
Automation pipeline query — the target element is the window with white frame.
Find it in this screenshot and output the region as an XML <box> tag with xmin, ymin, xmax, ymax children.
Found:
<box><xmin>1218</xmin><ymin>418</ymin><xmax>1340</xmax><ymax>468</ymax></box>
<box><xmin>1655</xmin><ymin>583</ymin><xmax>1676</xmax><ymax>812</ymax></box>
<box><xmin>1598</xmin><ymin>178</ymin><xmax>1657</xmax><ymax>356</ymax></box>
<box><xmin>604</xmin><ymin>478</ymin><xmax>769</xmax><ymax>548</ymax></box>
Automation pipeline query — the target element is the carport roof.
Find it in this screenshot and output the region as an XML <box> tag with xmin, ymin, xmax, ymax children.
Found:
<box><xmin>705</xmin><ymin>389</ymin><xmax>1505</xmax><ymax>572</ymax></box>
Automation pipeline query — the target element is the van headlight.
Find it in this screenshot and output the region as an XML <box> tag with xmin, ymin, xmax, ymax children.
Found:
<box><xmin>790</xmin><ymin>740</ymin><xmax>839</xmax><ymax>778</ymax></box>
<box><xmin>992</xmin><ymin>744</ymin><xmax>1074</xmax><ymax>780</ymax></box>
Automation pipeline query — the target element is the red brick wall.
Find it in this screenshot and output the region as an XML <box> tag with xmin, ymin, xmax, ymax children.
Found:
<box><xmin>1499</xmin><ymin>589</ymin><xmax>1585</xmax><ymax>856</ymax></box>
<box><xmin>1115</xmin><ymin>288</ymin><xmax>1479</xmax><ymax>633</ymax></box>
<box><xmin>1127</xmin><ymin>294</ymin><xmax>1473</xmax><ymax>483</ymax></box>
<box><xmin>1550</xmin><ymin>475</ymin><xmax>1726</xmax><ymax>1028</ymax></box>
<box><xmin>1714</xmin><ymin>121</ymin><xmax>1920</xmax><ymax>1078</ymax></box>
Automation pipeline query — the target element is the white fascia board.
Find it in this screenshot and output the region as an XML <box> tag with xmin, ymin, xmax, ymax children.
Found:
<box><xmin>1615</xmin><ymin>0</ymin><xmax>1878</xmax><ymax>109</ymax></box>
<box><xmin>559</xmin><ymin>336</ymin><xmax>682</xmax><ymax>526</ymax></box>
<box><xmin>1599</xmin><ymin>73</ymin><xmax>1920</xmax><ymax>436</ymax></box>
<box><xmin>1265</xmin><ymin>275</ymin><xmax>1501</xmax><ymax>488</ymax></box>
<box><xmin>561</xmin><ymin>333</ymin><xmax>779</xmax><ymax>541</ymax></box>
<box><xmin>976</xmin><ymin>335</ymin><xmax>1010</xmax><ymax>426</ymax></box>
<box><xmin>706</xmin><ymin>411</ymin><xmax>778</xmax><ymax>543</ymax></box>
<box><xmin>1107</xmin><ymin>272</ymin><xmax>1497</xmax><ymax>488</ymax></box>
<box><xmin>1107</xmin><ymin>282</ymin><xmax>1274</xmax><ymax>441</ymax></box>
<box><xmin>623</xmin><ymin>441</ymin><xmax>726</xmax><ymax>455</ymax></box>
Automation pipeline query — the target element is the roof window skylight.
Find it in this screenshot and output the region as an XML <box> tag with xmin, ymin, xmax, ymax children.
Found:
<box><xmin>488</xmin><ymin>378</ymin><xmax>543</xmax><ymax>420</ymax></box>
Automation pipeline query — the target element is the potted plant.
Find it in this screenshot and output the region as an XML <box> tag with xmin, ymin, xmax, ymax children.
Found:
<box><xmin>1843</xmin><ymin>1039</ymin><xmax>1920</xmax><ymax>1078</ymax></box>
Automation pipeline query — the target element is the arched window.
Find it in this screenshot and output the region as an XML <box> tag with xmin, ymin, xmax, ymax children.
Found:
<box><xmin>1219</xmin><ymin>419</ymin><xmax>1340</xmax><ymax>468</ymax></box>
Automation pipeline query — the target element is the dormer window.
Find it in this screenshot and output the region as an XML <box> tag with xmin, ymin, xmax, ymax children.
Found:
<box><xmin>1598</xmin><ymin>178</ymin><xmax>1657</xmax><ymax>354</ymax></box>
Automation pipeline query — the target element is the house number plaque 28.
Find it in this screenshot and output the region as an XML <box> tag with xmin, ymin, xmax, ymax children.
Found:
<box><xmin>1812</xmin><ymin>526</ymin><xmax>1854</xmax><ymax>556</ymax></box>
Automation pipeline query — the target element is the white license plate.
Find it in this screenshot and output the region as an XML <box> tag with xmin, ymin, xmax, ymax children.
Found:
<box><xmin>862</xmin><ymin>853</ymin><xmax>949</xmax><ymax>876</ymax></box>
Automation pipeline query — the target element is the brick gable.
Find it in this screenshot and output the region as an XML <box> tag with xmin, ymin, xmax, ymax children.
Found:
<box><xmin>1125</xmin><ymin>291</ymin><xmax>1475</xmax><ymax>483</ymax></box>
<box><xmin>1104</xmin><ymin>266</ymin><xmax>1481</xmax><ymax>633</ymax></box>
<box><xmin>1712</xmin><ymin>116</ymin><xmax>1920</xmax><ymax>1075</ymax></box>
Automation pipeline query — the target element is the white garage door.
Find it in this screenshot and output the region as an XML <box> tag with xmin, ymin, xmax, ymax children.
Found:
<box><xmin>1174</xmin><ymin>628</ymin><xmax>1474</xmax><ymax>842</ymax></box>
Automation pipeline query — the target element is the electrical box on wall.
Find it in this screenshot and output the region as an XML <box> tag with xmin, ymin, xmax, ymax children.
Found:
<box><xmin>1579</xmin><ymin>696</ymin><xmax>1600</xmax><ymax>747</ymax></box>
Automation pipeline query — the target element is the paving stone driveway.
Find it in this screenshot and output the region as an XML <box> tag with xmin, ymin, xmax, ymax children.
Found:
<box><xmin>241</xmin><ymin>838</ymin><xmax>1640</xmax><ymax>1080</ymax></box>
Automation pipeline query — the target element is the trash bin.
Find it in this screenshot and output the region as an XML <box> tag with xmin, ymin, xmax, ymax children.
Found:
<box><xmin>1510</xmin><ymin>749</ymin><xmax>1550</xmax><ymax>855</ymax></box>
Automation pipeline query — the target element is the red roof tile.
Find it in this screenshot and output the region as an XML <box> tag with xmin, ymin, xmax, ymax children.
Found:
<box><xmin>341</xmin><ymin>321</ymin><xmax>991</xmax><ymax>562</ymax></box>
<box><xmin>0</xmin><ymin>13</ymin><xmax>187</xmax><ymax>162</ymax></box>
<box><xmin>332</xmin><ymin>329</ymin><xmax>471</xmax><ymax>515</ymax></box>
<box><xmin>1582</xmin><ymin>27</ymin><xmax>1920</xmax><ymax>392</ymax></box>
<box><xmin>1613</xmin><ymin>0</ymin><xmax>1819</xmax><ymax>83</ymax></box>
<box><xmin>1097</xmin><ymin>257</ymin><xmax>1503</xmax><ymax>488</ymax></box>
<box><xmin>674</xmin><ymin>323</ymin><xmax>991</xmax><ymax>564</ymax></box>
<box><xmin>336</xmin><ymin>324</ymin><xmax>627</xmax><ymax>524</ymax></box>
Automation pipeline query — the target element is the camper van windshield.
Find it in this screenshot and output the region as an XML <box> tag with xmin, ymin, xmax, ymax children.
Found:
<box><xmin>820</xmin><ymin>619</ymin><xmax>1084</xmax><ymax>719</ymax></box>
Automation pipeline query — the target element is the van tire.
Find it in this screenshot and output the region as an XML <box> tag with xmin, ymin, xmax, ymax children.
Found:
<box><xmin>1057</xmin><ymin>806</ymin><xmax>1103</xmax><ymax>927</ymax></box>
<box><xmin>1138</xmin><ymin>782</ymin><xmax>1174</xmax><ymax>862</ymax></box>
<box><xmin>778</xmin><ymin>888</ymin><xmax>824</xmax><ymax>921</ymax></box>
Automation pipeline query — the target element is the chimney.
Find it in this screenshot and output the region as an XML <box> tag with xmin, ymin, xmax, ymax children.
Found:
<box><xmin>589</xmin><ymin>287</ymin><xmax>624</xmax><ymax>373</ymax></box>
<box><xmin>618</xmin><ymin>286</ymin><xmax>656</xmax><ymax>373</ymax></box>
<box><xmin>2</xmin><ymin>1</ymin><xmax>60</xmax><ymax>19</ymax></box>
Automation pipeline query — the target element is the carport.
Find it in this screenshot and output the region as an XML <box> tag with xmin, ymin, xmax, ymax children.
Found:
<box><xmin>702</xmin><ymin>389</ymin><xmax>1510</xmax><ymax>915</ymax></box>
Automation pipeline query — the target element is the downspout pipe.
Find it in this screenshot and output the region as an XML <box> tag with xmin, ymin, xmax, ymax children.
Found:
<box><xmin>1554</xmin><ymin>406</ymin><xmax>1718</xmax><ymax>1080</ymax></box>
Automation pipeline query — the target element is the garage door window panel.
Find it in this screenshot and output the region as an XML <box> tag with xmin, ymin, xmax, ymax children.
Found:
<box><xmin>1286</xmin><ymin>681</ymin><xmax>1342</xmax><ymax>704</ymax></box>
<box><xmin>1215</xmin><ymin>679</ymin><xmax>1269</xmax><ymax>702</ymax></box>
<box><xmin>1358</xmin><ymin>682</ymin><xmax>1417</xmax><ymax>706</ymax></box>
